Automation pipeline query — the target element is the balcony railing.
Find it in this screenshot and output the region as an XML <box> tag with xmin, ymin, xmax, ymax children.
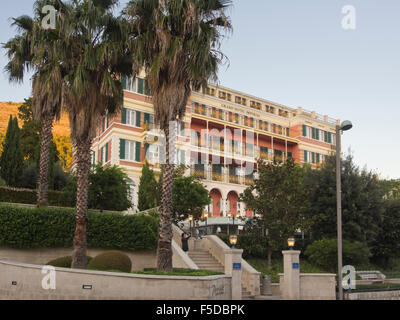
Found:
<box><xmin>212</xmin><ymin>172</ymin><xmax>225</xmax><ymax>182</ymax></box>
<box><xmin>229</xmin><ymin>175</ymin><xmax>240</xmax><ymax>184</ymax></box>
<box><xmin>192</xmin><ymin>170</ymin><xmax>206</xmax><ymax>180</ymax></box>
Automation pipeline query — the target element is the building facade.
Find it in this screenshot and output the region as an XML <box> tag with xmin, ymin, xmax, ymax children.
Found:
<box><xmin>91</xmin><ymin>72</ymin><xmax>338</xmax><ymax>216</ymax></box>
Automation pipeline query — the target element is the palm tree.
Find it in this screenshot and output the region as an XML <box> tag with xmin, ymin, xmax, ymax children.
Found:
<box><xmin>57</xmin><ymin>0</ymin><xmax>132</xmax><ymax>268</ymax></box>
<box><xmin>3</xmin><ymin>0</ymin><xmax>65</xmax><ymax>206</ymax></box>
<box><xmin>125</xmin><ymin>0</ymin><xmax>232</xmax><ymax>271</ymax></box>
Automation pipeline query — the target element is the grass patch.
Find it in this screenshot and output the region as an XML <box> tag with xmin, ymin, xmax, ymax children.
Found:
<box><xmin>132</xmin><ymin>268</ymin><xmax>224</xmax><ymax>277</ymax></box>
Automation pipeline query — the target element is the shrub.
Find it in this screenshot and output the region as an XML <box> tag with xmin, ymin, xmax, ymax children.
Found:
<box><xmin>0</xmin><ymin>205</ymin><xmax>159</xmax><ymax>250</ymax></box>
<box><xmin>0</xmin><ymin>186</ymin><xmax>74</xmax><ymax>207</ymax></box>
<box><xmin>305</xmin><ymin>238</ymin><xmax>371</xmax><ymax>272</ymax></box>
<box><xmin>88</xmin><ymin>251</ymin><xmax>132</xmax><ymax>273</ymax></box>
<box><xmin>46</xmin><ymin>256</ymin><xmax>93</xmax><ymax>268</ymax></box>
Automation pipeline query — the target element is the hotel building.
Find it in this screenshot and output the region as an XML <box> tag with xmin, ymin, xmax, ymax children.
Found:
<box><xmin>91</xmin><ymin>72</ymin><xmax>338</xmax><ymax>217</ymax></box>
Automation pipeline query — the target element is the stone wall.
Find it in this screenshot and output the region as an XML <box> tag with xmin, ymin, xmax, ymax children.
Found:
<box><xmin>345</xmin><ymin>290</ymin><xmax>400</xmax><ymax>300</ymax></box>
<box><xmin>0</xmin><ymin>259</ymin><xmax>232</xmax><ymax>300</ymax></box>
<box><xmin>279</xmin><ymin>273</ymin><xmax>336</xmax><ymax>300</ymax></box>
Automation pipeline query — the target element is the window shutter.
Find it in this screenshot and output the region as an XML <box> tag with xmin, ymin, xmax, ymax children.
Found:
<box><xmin>144</xmin><ymin>113</ymin><xmax>150</xmax><ymax>126</ymax></box>
<box><xmin>304</xmin><ymin>150</ymin><xmax>308</xmax><ymax>162</ymax></box>
<box><xmin>102</xmin><ymin>118</ymin><xmax>105</xmax><ymax>132</ymax></box>
<box><xmin>136</xmin><ymin>111</ymin><xmax>141</xmax><ymax>127</ymax></box>
<box><xmin>120</xmin><ymin>139</ymin><xmax>126</xmax><ymax>159</ymax></box>
<box><xmin>181</xmin><ymin>122</ymin><xmax>185</xmax><ymax>136</ymax></box>
<box><xmin>316</xmin><ymin>129</ymin><xmax>320</xmax><ymax>140</ymax></box>
<box><xmin>302</xmin><ymin>125</ymin><xmax>307</xmax><ymax>137</ymax></box>
<box><xmin>312</xmin><ymin>152</ymin><xmax>315</xmax><ymax>163</ymax></box>
<box><xmin>138</xmin><ymin>78</ymin><xmax>144</xmax><ymax>94</ymax></box>
<box><xmin>122</xmin><ymin>108</ymin><xmax>127</xmax><ymax>124</ymax></box>
<box><xmin>135</xmin><ymin>142</ymin><xmax>141</xmax><ymax>162</ymax></box>
<box><xmin>121</xmin><ymin>74</ymin><xmax>126</xmax><ymax>90</ymax></box>
<box><xmin>105</xmin><ymin>143</ymin><xmax>109</xmax><ymax>162</ymax></box>
<box><xmin>144</xmin><ymin>79</ymin><xmax>151</xmax><ymax>96</ymax></box>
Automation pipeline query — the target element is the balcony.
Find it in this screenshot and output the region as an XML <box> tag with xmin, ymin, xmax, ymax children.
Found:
<box><xmin>244</xmin><ymin>177</ymin><xmax>254</xmax><ymax>185</ymax></box>
<box><xmin>212</xmin><ymin>172</ymin><xmax>225</xmax><ymax>182</ymax></box>
<box><xmin>229</xmin><ymin>175</ymin><xmax>240</xmax><ymax>184</ymax></box>
<box><xmin>193</xmin><ymin>170</ymin><xmax>207</xmax><ymax>180</ymax></box>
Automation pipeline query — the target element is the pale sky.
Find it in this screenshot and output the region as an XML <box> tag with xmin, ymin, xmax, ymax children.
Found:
<box><xmin>0</xmin><ymin>1</ymin><xmax>399</xmax><ymax>179</ymax></box>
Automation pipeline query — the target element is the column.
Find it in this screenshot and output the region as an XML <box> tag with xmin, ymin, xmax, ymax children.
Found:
<box><xmin>224</xmin><ymin>248</ymin><xmax>243</xmax><ymax>300</ymax></box>
<box><xmin>281</xmin><ymin>250</ymin><xmax>301</xmax><ymax>300</ymax></box>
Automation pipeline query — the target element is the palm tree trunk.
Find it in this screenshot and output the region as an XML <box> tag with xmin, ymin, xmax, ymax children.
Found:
<box><xmin>71</xmin><ymin>138</ymin><xmax>92</xmax><ymax>269</ymax></box>
<box><xmin>37</xmin><ymin>114</ymin><xmax>54</xmax><ymax>207</ymax></box>
<box><xmin>157</xmin><ymin>125</ymin><xmax>175</xmax><ymax>272</ymax></box>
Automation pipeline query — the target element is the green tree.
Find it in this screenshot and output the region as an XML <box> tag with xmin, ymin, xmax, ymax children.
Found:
<box><xmin>63</xmin><ymin>164</ymin><xmax>133</xmax><ymax>212</ymax></box>
<box><xmin>305</xmin><ymin>238</ymin><xmax>371</xmax><ymax>273</ymax></box>
<box><xmin>138</xmin><ymin>161</ymin><xmax>159</xmax><ymax>211</ymax></box>
<box><xmin>370</xmin><ymin>199</ymin><xmax>400</xmax><ymax>269</ymax></box>
<box><xmin>172</xmin><ymin>174</ymin><xmax>210</xmax><ymax>223</ymax></box>
<box><xmin>240</xmin><ymin>158</ymin><xmax>310</xmax><ymax>267</ymax></box>
<box><xmin>303</xmin><ymin>154</ymin><xmax>385</xmax><ymax>249</ymax></box>
<box><xmin>0</xmin><ymin>116</ymin><xmax>24</xmax><ymax>187</ymax></box>
<box><xmin>126</xmin><ymin>0</ymin><xmax>232</xmax><ymax>271</ymax></box>
<box><xmin>18</xmin><ymin>98</ymin><xmax>41</xmax><ymax>161</ymax></box>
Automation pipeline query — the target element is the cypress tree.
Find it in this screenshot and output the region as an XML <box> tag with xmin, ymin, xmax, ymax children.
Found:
<box><xmin>138</xmin><ymin>161</ymin><xmax>159</xmax><ymax>211</ymax></box>
<box><xmin>0</xmin><ymin>116</ymin><xmax>24</xmax><ymax>187</ymax></box>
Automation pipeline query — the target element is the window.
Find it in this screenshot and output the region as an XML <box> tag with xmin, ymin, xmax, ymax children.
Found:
<box><xmin>126</xmin><ymin>77</ymin><xmax>137</xmax><ymax>92</ymax></box>
<box><xmin>120</xmin><ymin>139</ymin><xmax>141</xmax><ymax>162</ymax></box>
<box><xmin>302</xmin><ymin>125</ymin><xmax>310</xmax><ymax>138</ymax></box>
<box><xmin>146</xmin><ymin>144</ymin><xmax>160</xmax><ymax>164</ymax></box>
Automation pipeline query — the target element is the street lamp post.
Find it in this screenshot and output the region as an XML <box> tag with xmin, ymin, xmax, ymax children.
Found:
<box><xmin>336</xmin><ymin>120</ymin><xmax>353</xmax><ymax>301</ymax></box>
<box><xmin>189</xmin><ymin>215</ymin><xmax>193</xmax><ymax>236</ymax></box>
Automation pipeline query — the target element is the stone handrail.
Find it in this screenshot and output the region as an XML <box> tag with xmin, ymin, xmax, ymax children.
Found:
<box><xmin>201</xmin><ymin>235</ymin><xmax>260</xmax><ymax>296</ymax></box>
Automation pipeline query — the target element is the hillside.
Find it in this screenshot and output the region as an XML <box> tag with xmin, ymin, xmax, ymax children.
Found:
<box><xmin>0</xmin><ymin>102</ymin><xmax>70</xmax><ymax>137</ymax></box>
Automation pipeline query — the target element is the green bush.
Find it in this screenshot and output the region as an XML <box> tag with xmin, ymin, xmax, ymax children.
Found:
<box><xmin>305</xmin><ymin>238</ymin><xmax>371</xmax><ymax>272</ymax></box>
<box><xmin>46</xmin><ymin>256</ymin><xmax>93</xmax><ymax>268</ymax></box>
<box><xmin>0</xmin><ymin>205</ymin><xmax>159</xmax><ymax>250</ymax></box>
<box><xmin>88</xmin><ymin>251</ymin><xmax>132</xmax><ymax>273</ymax></box>
<box><xmin>0</xmin><ymin>186</ymin><xmax>74</xmax><ymax>207</ymax></box>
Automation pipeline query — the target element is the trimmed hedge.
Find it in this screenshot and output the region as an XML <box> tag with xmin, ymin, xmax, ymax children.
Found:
<box><xmin>0</xmin><ymin>205</ymin><xmax>159</xmax><ymax>251</ymax></box>
<box><xmin>47</xmin><ymin>256</ymin><xmax>93</xmax><ymax>268</ymax></box>
<box><xmin>0</xmin><ymin>187</ymin><xmax>73</xmax><ymax>207</ymax></box>
<box><xmin>88</xmin><ymin>251</ymin><xmax>132</xmax><ymax>273</ymax></box>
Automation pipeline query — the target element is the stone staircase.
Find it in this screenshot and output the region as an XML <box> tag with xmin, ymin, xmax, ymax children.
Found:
<box><xmin>188</xmin><ymin>251</ymin><xmax>224</xmax><ymax>273</ymax></box>
<box><xmin>188</xmin><ymin>250</ymin><xmax>254</xmax><ymax>299</ymax></box>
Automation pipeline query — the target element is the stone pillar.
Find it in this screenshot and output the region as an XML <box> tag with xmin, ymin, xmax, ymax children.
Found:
<box><xmin>224</xmin><ymin>249</ymin><xmax>243</xmax><ymax>300</ymax></box>
<box><xmin>281</xmin><ymin>250</ymin><xmax>300</xmax><ymax>300</ymax></box>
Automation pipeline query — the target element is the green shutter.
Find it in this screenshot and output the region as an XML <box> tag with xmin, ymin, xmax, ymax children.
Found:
<box><xmin>144</xmin><ymin>113</ymin><xmax>150</xmax><ymax>125</ymax></box>
<box><xmin>311</xmin><ymin>128</ymin><xmax>316</xmax><ymax>139</ymax></box>
<box><xmin>121</xmin><ymin>74</ymin><xmax>126</xmax><ymax>90</ymax></box>
<box><xmin>302</xmin><ymin>125</ymin><xmax>307</xmax><ymax>137</ymax></box>
<box><xmin>311</xmin><ymin>152</ymin><xmax>315</xmax><ymax>164</ymax></box>
<box><xmin>138</xmin><ymin>78</ymin><xmax>144</xmax><ymax>94</ymax></box>
<box><xmin>105</xmin><ymin>143</ymin><xmax>109</xmax><ymax>162</ymax></box>
<box><xmin>120</xmin><ymin>139</ymin><xmax>126</xmax><ymax>159</ymax></box>
<box><xmin>106</xmin><ymin>115</ymin><xmax>109</xmax><ymax>128</ymax></box>
<box><xmin>144</xmin><ymin>79</ymin><xmax>151</xmax><ymax>96</ymax></box>
<box><xmin>135</xmin><ymin>142</ymin><xmax>141</xmax><ymax>162</ymax></box>
<box><xmin>304</xmin><ymin>150</ymin><xmax>308</xmax><ymax>162</ymax></box>
<box><xmin>316</xmin><ymin>129</ymin><xmax>319</xmax><ymax>140</ymax></box>
<box><xmin>136</xmin><ymin>111</ymin><xmax>141</xmax><ymax>127</ymax></box>
<box><xmin>181</xmin><ymin>122</ymin><xmax>185</xmax><ymax>135</ymax></box>
<box><xmin>328</xmin><ymin>132</ymin><xmax>332</xmax><ymax>144</ymax></box>
<box><xmin>102</xmin><ymin>118</ymin><xmax>105</xmax><ymax>132</ymax></box>
<box><xmin>122</xmin><ymin>108</ymin><xmax>127</xmax><ymax>124</ymax></box>
<box><xmin>316</xmin><ymin>153</ymin><xmax>320</xmax><ymax>163</ymax></box>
